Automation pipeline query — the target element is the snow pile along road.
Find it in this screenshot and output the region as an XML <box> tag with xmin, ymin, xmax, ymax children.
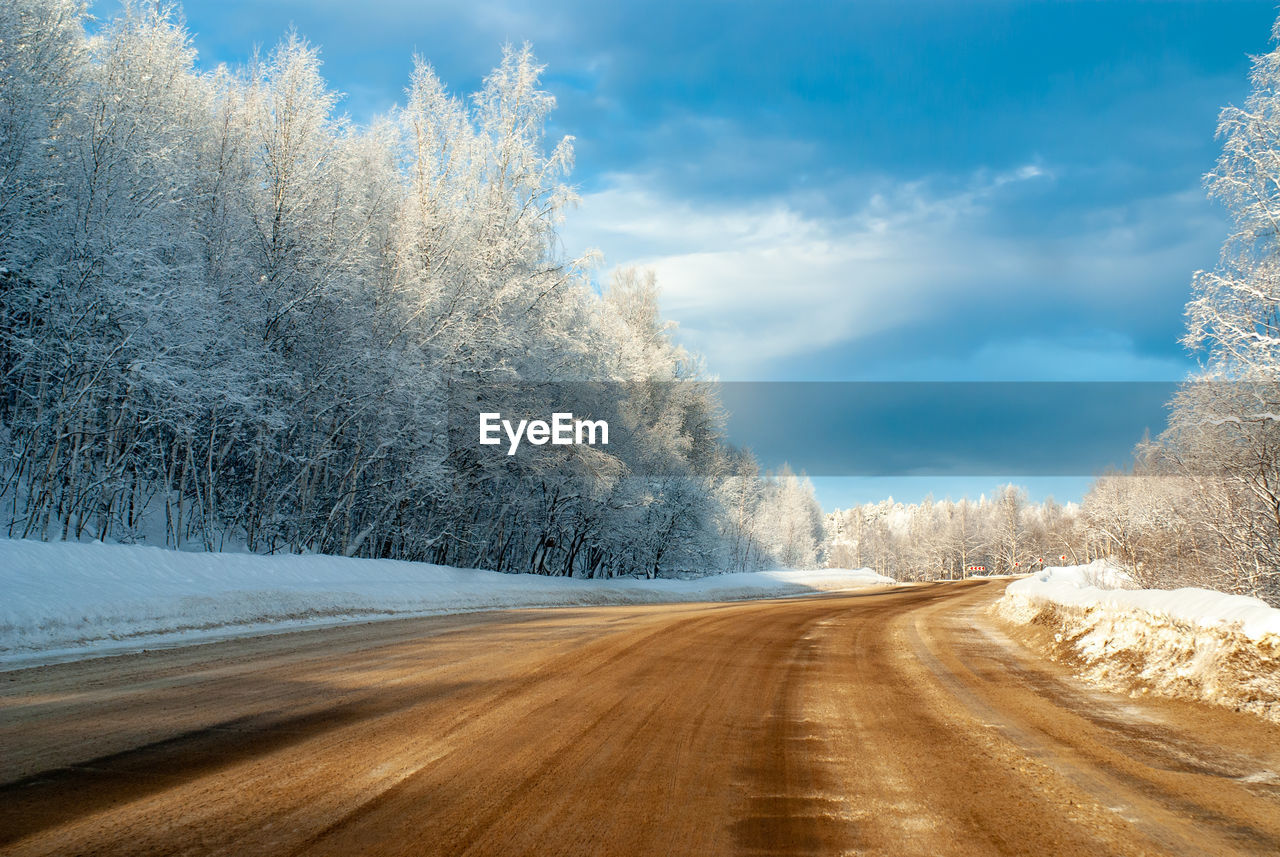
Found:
<box><xmin>0</xmin><ymin>539</ymin><xmax>893</xmax><ymax>666</ymax></box>
<box><xmin>993</xmin><ymin>562</ymin><xmax>1280</xmax><ymax>722</ymax></box>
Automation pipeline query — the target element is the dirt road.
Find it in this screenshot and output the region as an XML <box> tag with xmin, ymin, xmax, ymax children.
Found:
<box><xmin>2</xmin><ymin>580</ymin><xmax>1278</xmax><ymax>856</ymax></box>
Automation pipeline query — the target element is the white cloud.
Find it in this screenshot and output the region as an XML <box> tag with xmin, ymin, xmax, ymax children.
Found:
<box><xmin>562</xmin><ymin>164</ymin><xmax>1213</xmax><ymax>380</ymax></box>
<box><xmin>560</xmin><ymin>166</ymin><xmax>1218</xmax><ymax>381</ymax></box>
<box><xmin>562</xmin><ymin>175</ymin><xmax>980</xmax><ymax>376</ymax></box>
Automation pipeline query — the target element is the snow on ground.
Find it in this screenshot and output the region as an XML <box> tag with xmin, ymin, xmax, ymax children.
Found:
<box><xmin>994</xmin><ymin>562</ymin><xmax>1280</xmax><ymax>723</ymax></box>
<box><xmin>0</xmin><ymin>539</ymin><xmax>893</xmax><ymax>668</ymax></box>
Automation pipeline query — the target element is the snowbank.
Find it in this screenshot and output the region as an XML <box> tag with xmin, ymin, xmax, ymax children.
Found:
<box><xmin>0</xmin><ymin>539</ymin><xmax>893</xmax><ymax>667</ymax></box>
<box><xmin>993</xmin><ymin>562</ymin><xmax>1280</xmax><ymax>722</ymax></box>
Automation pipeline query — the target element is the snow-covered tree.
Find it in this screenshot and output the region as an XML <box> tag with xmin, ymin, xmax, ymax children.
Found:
<box><xmin>0</xmin><ymin>3</ymin><xmax>780</xmax><ymax>577</ymax></box>
<box><xmin>1122</xmin><ymin>13</ymin><xmax>1280</xmax><ymax>603</ymax></box>
<box><xmin>755</xmin><ymin>465</ymin><xmax>824</xmax><ymax>569</ymax></box>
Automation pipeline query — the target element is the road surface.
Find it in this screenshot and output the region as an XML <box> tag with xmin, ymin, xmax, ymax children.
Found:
<box><xmin>2</xmin><ymin>579</ymin><xmax>1279</xmax><ymax>856</ymax></box>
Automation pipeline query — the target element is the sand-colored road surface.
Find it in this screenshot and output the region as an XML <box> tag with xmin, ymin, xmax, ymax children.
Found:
<box><xmin>2</xmin><ymin>580</ymin><xmax>1278</xmax><ymax>856</ymax></box>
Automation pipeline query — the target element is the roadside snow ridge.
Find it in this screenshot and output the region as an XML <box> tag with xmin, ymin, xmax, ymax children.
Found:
<box><xmin>0</xmin><ymin>539</ymin><xmax>893</xmax><ymax>667</ymax></box>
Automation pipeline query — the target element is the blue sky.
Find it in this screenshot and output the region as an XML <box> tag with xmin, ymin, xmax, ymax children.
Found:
<box><xmin>114</xmin><ymin>0</ymin><xmax>1278</xmax><ymax>507</ymax></box>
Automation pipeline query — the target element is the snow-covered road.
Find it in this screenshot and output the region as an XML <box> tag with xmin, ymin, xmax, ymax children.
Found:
<box><xmin>3</xmin><ymin>580</ymin><xmax>1278</xmax><ymax>857</ymax></box>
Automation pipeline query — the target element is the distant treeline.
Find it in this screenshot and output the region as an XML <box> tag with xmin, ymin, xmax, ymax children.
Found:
<box><xmin>823</xmin><ymin>487</ymin><xmax>1091</xmax><ymax>582</ymax></box>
